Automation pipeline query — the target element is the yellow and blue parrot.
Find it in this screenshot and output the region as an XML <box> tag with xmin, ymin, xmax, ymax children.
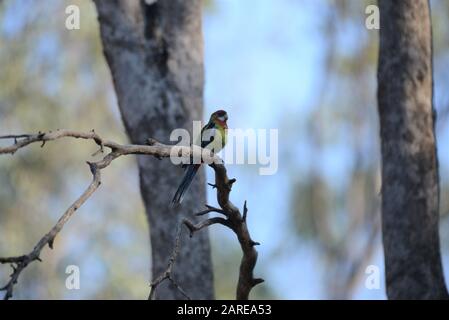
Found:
<box><xmin>171</xmin><ymin>110</ymin><xmax>228</xmax><ymax>206</ymax></box>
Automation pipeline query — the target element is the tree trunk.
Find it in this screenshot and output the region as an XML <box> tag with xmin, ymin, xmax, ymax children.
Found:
<box><xmin>94</xmin><ymin>0</ymin><xmax>214</xmax><ymax>299</ymax></box>
<box><xmin>377</xmin><ymin>0</ymin><xmax>448</xmax><ymax>299</ymax></box>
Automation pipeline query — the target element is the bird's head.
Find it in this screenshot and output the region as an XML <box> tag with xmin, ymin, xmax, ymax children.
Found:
<box><xmin>210</xmin><ymin>110</ymin><xmax>228</xmax><ymax>128</ymax></box>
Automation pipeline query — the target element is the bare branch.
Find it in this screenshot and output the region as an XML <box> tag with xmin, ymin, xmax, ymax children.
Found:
<box><xmin>148</xmin><ymin>216</ymin><xmax>233</xmax><ymax>300</ymax></box>
<box><xmin>0</xmin><ymin>162</ymin><xmax>101</xmax><ymax>299</ymax></box>
<box><xmin>183</xmin><ymin>217</ymin><xmax>231</xmax><ymax>237</ymax></box>
<box><xmin>209</xmin><ymin>163</ymin><xmax>264</xmax><ymax>299</ymax></box>
<box><xmin>150</xmin><ymin>161</ymin><xmax>263</xmax><ymax>300</ymax></box>
<box><xmin>207</xmin><ymin>182</ymin><xmax>217</xmax><ymax>189</ymax></box>
<box><xmin>0</xmin><ymin>129</ymin><xmax>222</xmax><ymax>165</ymax></box>
<box><xmin>0</xmin><ymin>256</ymin><xmax>27</xmax><ymax>264</ymax></box>
<box><xmin>148</xmin><ymin>225</ymin><xmax>190</xmax><ymax>300</ymax></box>
<box><xmin>179</xmin><ymin>164</ymin><xmax>263</xmax><ymax>300</ymax></box>
<box><xmin>242</xmin><ymin>201</ymin><xmax>248</xmax><ymax>222</ymax></box>
<box><xmin>0</xmin><ymin>129</ymin><xmax>220</xmax><ymax>299</ymax></box>
<box><xmin>0</xmin><ymin>129</ymin><xmax>263</xmax><ymax>300</ymax></box>
<box><xmin>195</xmin><ymin>204</ymin><xmax>228</xmax><ymax>217</ymax></box>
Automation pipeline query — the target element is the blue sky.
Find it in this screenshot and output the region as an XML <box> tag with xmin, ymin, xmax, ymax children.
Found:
<box><xmin>2</xmin><ymin>0</ymin><xmax>449</xmax><ymax>299</ymax></box>
<box><xmin>203</xmin><ymin>0</ymin><xmax>385</xmax><ymax>299</ymax></box>
<box><xmin>204</xmin><ymin>0</ymin><xmax>449</xmax><ymax>299</ymax></box>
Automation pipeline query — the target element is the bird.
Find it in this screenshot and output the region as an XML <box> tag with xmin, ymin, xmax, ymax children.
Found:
<box><xmin>171</xmin><ymin>110</ymin><xmax>228</xmax><ymax>206</ymax></box>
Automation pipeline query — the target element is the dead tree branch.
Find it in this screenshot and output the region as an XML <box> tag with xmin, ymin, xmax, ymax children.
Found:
<box><xmin>0</xmin><ymin>129</ymin><xmax>263</xmax><ymax>300</ymax></box>
<box><xmin>0</xmin><ymin>162</ymin><xmax>101</xmax><ymax>300</ymax></box>
<box><xmin>148</xmin><ymin>225</ymin><xmax>190</xmax><ymax>300</ymax></box>
<box><xmin>0</xmin><ymin>129</ymin><xmax>222</xmax><ymax>300</ymax></box>
<box><xmin>152</xmin><ymin>163</ymin><xmax>264</xmax><ymax>300</ymax></box>
<box><xmin>208</xmin><ymin>163</ymin><xmax>264</xmax><ymax>299</ymax></box>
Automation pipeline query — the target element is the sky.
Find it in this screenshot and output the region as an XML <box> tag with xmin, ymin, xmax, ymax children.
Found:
<box><xmin>2</xmin><ymin>0</ymin><xmax>449</xmax><ymax>300</ymax></box>
<box><xmin>204</xmin><ymin>0</ymin><xmax>449</xmax><ymax>299</ymax></box>
<box><xmin>203</xmin><ymin>0</ymin><xmax>385</xmax><ymax>299</ymax></box>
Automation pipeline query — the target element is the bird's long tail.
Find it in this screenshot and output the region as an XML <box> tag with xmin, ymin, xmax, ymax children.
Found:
<box><xmin>171</xmin><ymin>164</ymin><xmax>200</xmax><ymax>207</ymax></box>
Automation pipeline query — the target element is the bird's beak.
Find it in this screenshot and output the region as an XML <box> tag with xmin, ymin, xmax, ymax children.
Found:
<box><xmin>224</xmin><ymin>114</ymin><xmax>228</xmax><ymax>121</ymax></box>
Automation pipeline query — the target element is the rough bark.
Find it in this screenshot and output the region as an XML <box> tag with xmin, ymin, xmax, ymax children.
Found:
<box><xmin>377</xmin><ymin>0</ymin><xmax>448</xmax><ymax>299</ymax></box>
<box><xmin>93</xmin><ymin>0</ymin><xmax>214</xmax><ymax>299</ymax></box>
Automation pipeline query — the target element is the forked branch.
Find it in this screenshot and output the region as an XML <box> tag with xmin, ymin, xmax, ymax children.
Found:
<box><xmin>0</xmin><ymin>162</ymin><xmax>101</xmax><ymax>299</ymax></box>
<box><xmin>150</xmin><ymin>162</ymin><xmax>264</xmax><ymax>300</ymax></box>
<box><xmin>0</xmin><ymin>129</ymin><xmax>263</xmax><ymax>300</ymax></box>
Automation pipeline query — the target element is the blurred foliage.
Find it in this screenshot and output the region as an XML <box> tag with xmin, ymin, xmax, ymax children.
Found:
<box><xmin>1</xmin><ymin>0</ymin><xmax>449</xmax><ymax>300</ymax></box>
<box><xmin>0</xmin><ymin>0</ymin><xmax>273</xmax><ymax>300</ymax></box>
<box><xmin>287</xmin><ymin>0</ymin><xmax>449</xmax><ymax>298</ymax></box>
<box><xmin>0</xmin><ymin>0</ymin><xmax>149</xmax><ymax>299</ymax></box>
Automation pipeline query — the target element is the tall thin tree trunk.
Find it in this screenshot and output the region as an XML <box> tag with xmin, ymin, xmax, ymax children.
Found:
<box><xmin>94</xmin><ymin>0</ymin><xmax>214</xmax><ymax>299</ymax></box>
<box><xmin>377</xmin><ymin>0</ymin><xmax>448</xmax><ymax>299</ymax></box>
